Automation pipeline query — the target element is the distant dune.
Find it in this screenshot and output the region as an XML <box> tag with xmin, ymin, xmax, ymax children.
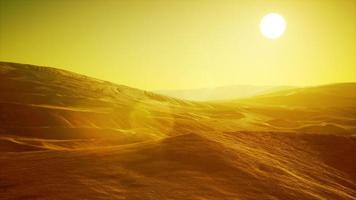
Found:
<box><xmin>1</xmin><ymin>62</ymin><xmax>356</xmax><ymax>200</ymax></box>
<box><xmin>237</xmin><ymin>82</ymin><xmax>356</xmax><ymax>107</ymax></box>
<box><xmin>156</xmin><ymin>85</ymin><xmax>293</xmax><ymax>101</ymax></box>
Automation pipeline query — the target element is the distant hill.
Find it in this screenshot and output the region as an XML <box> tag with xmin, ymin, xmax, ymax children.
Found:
<box><xmin>237</xmin><ymin>82</ymin><xmax>356</xmax><ymax>107</ymax></box>
<box><xmin>156</xmin><ymin>85</ymin><xmax>293</xmax><ymax>101</ymax></box>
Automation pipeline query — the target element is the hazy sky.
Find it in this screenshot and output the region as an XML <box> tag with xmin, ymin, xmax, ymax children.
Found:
<box><xmin>1</xmin><ymin>0</ymin><xmax>355</xmax><ymax>90</ymax></box>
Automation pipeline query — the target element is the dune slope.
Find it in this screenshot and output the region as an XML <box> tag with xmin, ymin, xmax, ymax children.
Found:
<box><xmin>0</xmin><ymin>62</ymin><xmax>355</xmax><ymax>200</ymax></box>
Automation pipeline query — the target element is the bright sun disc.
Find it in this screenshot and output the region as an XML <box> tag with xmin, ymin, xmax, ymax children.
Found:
<box><xmin>260</xmin><ymin>13</ymin><xmax>286</xmax><ymax>39</ymax></box>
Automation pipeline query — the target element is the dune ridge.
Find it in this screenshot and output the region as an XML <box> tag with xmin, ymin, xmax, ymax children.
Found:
<box><xmin>0</xmin><ymin>62</ymin><xmax>355</xmax><ymax>200</ymax></box>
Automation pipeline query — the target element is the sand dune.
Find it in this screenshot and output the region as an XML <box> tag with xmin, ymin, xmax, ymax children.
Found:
<box><xmin>0</xmin><ymin>62</ymin><xmax>356</xmax><ymax>199</ymax></box>
<box><xmin>1</xmin><ymin>132</ymin><xmax>355</xmax><ymax>199</ymax></box>
<box><xmin>156</xmin><ymin>85</ymin><xmax>293</xmax><ymax>101</ymax></box>
<box><xmin>237</xmin><ymin>83</ymin><xmax>356</xmax><ymax>107</ymax></box>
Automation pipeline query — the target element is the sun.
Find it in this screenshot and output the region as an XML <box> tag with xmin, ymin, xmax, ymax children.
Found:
<box><xmin>260</xmin><ymin>13</ymin><xmax>286</xmax><ymax>39</ymax></box>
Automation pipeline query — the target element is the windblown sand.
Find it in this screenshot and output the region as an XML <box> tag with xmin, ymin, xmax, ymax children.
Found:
<box><xmin>1</xmin><ymin>62</ymin><xmax>355</xmax><ymax>199</ymax></box>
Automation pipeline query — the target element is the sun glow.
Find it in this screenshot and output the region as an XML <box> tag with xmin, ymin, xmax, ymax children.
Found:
<box><xmin>1</xmin><ymin>1</ymin><xmax>356</xmax><ymax>89</ymax></box>
<box><xmin>260</xmin><ymin>13</ymin><xmax>286</xmax><ymax>39</ymax></box>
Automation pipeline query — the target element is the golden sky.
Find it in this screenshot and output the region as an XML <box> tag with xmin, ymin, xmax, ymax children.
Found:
<box><xmin>0</xmin><ymin>0</ymin><xmax>355</xmax><ymax>90</ymax></box>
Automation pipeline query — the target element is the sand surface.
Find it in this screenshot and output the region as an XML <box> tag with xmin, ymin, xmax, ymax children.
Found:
<box><xmin>1</xmin><ymin>62</ymin><xmax>355</xmax><ymax>199</ymax></box>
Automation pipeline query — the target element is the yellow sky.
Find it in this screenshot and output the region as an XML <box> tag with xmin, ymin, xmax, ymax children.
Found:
<box><xmin>1</xmin><ymin>0</ymin><xmax>355</xmax><ymax>90</ymax></box>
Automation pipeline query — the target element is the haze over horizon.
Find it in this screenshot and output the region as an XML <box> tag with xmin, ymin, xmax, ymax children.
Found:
<box><xmin>1</xmin><ymin>1</ymin><xmax>356</xmax><ymax>199</ymax></box>
<box><xmin>1</xmin><ymin>0</ymin><xmax>356</xmax><ymax>90</ymax></box>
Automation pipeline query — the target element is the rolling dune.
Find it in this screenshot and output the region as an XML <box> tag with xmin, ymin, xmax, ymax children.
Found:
<box><xmin>0</xmin><ymin>62</ymin><xmax>355</xmax><ymax>199</ymax></box>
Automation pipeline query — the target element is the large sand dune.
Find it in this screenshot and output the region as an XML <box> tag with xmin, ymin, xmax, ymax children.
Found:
<box><xmin>0</xmin><ymin>62</ymin><xmax>355</xmax><ymax>199</ymax></box>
